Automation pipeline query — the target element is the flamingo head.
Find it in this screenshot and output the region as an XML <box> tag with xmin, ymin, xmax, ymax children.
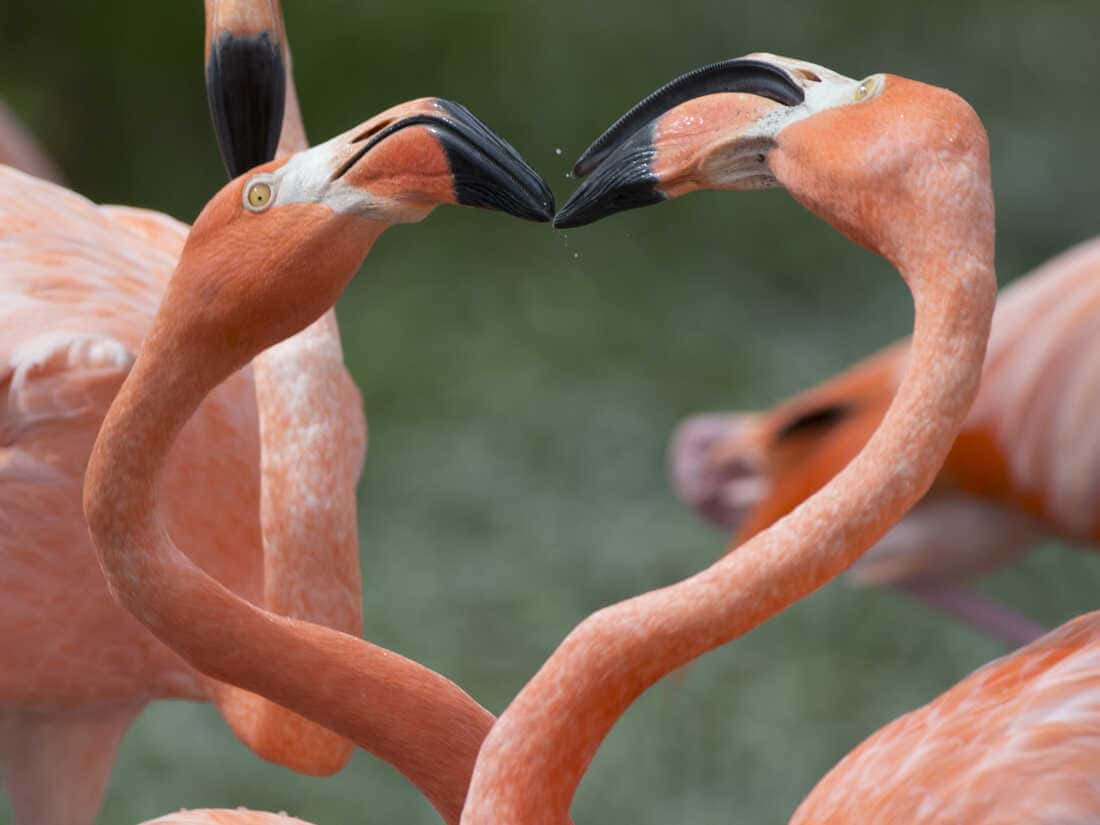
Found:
<box><xmin>554</xmin><ymin>53</ymin><xmax>991</xmax><ymax>270</ymax></box>
<box><xmin>162</xmin><ymin>97</ymin><xmax>554</xmax><ymax>367</ymax></box>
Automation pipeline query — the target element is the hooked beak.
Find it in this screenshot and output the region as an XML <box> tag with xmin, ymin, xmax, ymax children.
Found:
<box><xmin>327</xmin><ymin>99</ymin><xmax>554</xmax><ymax>222</ymax></box>
<box><xmin>554</xmin><ymin>55</ymin><xmax>814</xmax><ymax>228</ymax></box>
<box><xmin>205</xmin><ymin>0</ymin><xmax>287</xmax><ymax>179</ymax></box>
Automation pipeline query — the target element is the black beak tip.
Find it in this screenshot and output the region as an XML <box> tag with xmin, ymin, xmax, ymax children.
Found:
<box><xmin>531</xmin><ymin>193</ymin><xmax>556</xmax><ymax>223</ymax></box>
<box><xmin>452</xmin><ymin>172</ymin><xmax>555</xmax><ymax>223</ymax></box>
<box><xmin>552</xmin><ymin>124</ymin><xmax>665</xmax><ymax>229</ymax></box>
<box><xmin>431</xmin><ymin>100</ymin><xmax>557</xmax><ymax>223</ymax></box>
<box><xmin>553</xmin><ymin>179</ymin><xmax>666</xmax><ymax>229</ymax></box>
<box><xmin>512</xmin><ymin>173</ymin><xmax>556</xmax><ymax>223</ymax></box>
<box><xmin>206</xmin><ymin>31</ymin><xmax>286</xmax><ymax>180</ymax></box>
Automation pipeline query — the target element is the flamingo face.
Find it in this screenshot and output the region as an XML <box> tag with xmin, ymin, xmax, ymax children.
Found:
<box><xmin>249</xmin><ymin>98</ymin><xmax>555</xmax><ymax>225</ymax></box>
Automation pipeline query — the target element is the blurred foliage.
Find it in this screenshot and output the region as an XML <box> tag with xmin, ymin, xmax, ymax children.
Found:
<box><xmin>2</xmin><ymin>0</ymin><xmax>1099</xmax><ymax>823</ymax></box>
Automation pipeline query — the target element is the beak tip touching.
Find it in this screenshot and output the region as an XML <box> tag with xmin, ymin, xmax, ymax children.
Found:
<box><xmin>552</xmin><ymin>137</ymin><xmax>664</xmax><ymax>229</ymax></box>
<box><xmin>429</xmin><ymin>98</ymin><xmax>557</xmax><ymax>223</ymax></box>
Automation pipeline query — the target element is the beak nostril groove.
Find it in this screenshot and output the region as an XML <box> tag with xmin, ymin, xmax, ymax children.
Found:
<box><xmin>794</xmin><ymin>69</ymin><xmax>822</xmax><ymax>82</ymax></box>
<box><xmin>352</xmin><ymin>120</ymin><xmax>395</xmax><ymax>144</ymax></box>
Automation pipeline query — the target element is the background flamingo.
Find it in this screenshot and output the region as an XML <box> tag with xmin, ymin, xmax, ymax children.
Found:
<box><xmin>0</xmin><ymin>3</ymin><xmax>367</xmax><ymax>823</ymax></box>
<box><xmin>671</xmin><ymin>234</ymin><xmax>1100</xmax><ymax>646</ymax></box>
<box><xmin>82</xmin><ymin>99</ymin><xmax>552</xmax><ymax>823</ymax></box>
<box><xmin>466</xmin><ymin>53</ymin><xmax>1010</xmax><ymax>823</ymax></box>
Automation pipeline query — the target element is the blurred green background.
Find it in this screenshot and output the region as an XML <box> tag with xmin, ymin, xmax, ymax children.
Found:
<box><xmin>2</xmin><ymin>0</ymin><xmax>1099</xmax><ymax>822</ymax></box>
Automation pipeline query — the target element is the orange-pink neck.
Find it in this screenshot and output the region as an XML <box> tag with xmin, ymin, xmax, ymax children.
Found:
<box><xmin>460</xmin><ymin>197</ymin><xmax>997</xmax><ymax>825</ymax></box>
<box><xmin>84</xmin><ymin>247</ymin><xmax>494</xmax><ymax>825</ymax></box>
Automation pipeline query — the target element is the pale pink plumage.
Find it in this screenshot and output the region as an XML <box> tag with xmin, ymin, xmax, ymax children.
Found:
<box><xmin>0</xmin><ymin>168</ymin><xmax>260</xmax><ymax>821</ymax></box>
<box><xmin>795</xmin><ymin>613</ymin><xmax>1100</xmax><ymax>823</ymax></box>
<box><xmin>0</xmin><ymin>1</ymin><xmax>369</xmax><ymax>820</ymax></box>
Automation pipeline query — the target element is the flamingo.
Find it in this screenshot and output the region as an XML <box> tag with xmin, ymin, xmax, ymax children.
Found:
<box><xmin>671</xmin><ymin>236</ymin><xmax>1100</xmax><ymax>648</ymax></box>
<box><xmin>0</xmin><ymin>2</ymin><xmax>368</xmax><ymax>822</ymax></box>
<box><xmin>456</xmin><ymin>52</ymin><xmax>1084</xmax><ymax>823</ymax></box>
<box><xmin>80</xmin><ymin>97</ymin><xmax>554</xmax><ymax>824</ymax></box>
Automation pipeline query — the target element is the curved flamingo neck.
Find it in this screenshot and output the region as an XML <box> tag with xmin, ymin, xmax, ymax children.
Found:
<box><xmin>460</xmin><ymin>226</ymin><xmax>996</xmax><ymax>823</ymax></box>
<box><xmin>85</xmin><ymin>250</ymin><xmax>495</xmax><ymax>825</ymax></box>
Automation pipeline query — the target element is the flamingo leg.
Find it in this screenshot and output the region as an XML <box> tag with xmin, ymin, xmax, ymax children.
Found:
<box><xmin>0</xmin><ymin>703</ymin><xmax>142</xmax><ymax>825</ymax></box>
<box><xmin>895</xmin><ymin>580</ymin><xmax>1048</xmax><ymax>648</ymax></box>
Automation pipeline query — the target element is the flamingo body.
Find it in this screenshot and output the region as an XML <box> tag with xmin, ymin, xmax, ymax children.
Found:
<box><xmin>0</xmin><ymin>166</ymin><xmax>270</xmax><ymax>819</ymax></box>
<box><xmin>0</xmin><ymin>2</ymin><xmax>374</xmax><ymax>820</ymax></box>
<box><xmin>1</xmin><ymin>169</ymin><xmax>263</xmax><ymax>703</ymax></box>
<box><xmin>794</xmin><ymin>612</ymin><xmax>1100</xmax><ymax>823</ymax></box>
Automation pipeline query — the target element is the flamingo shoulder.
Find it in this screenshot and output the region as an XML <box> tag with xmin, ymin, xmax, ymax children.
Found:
<box><xmin>0</xmin><ymin>167</ymin><xmax>191</xmax><ymax>481</ymax></box>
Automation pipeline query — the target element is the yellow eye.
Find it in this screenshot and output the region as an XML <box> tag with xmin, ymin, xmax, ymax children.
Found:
<box><xmin>246</xmin><ymin>182</ymin><xmax>273</xmax><ymax>211</ymax></box>
<box><xmin>854</xmin><ymin>77</ymin><xmax>878</xmax><ymax>102</ymax></box>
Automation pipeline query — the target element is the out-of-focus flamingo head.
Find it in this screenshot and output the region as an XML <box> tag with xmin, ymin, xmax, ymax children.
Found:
<box><xmin>669</xmin><ymin>412</ymin><xmax>769</xmax><ymax>531</ymax></box>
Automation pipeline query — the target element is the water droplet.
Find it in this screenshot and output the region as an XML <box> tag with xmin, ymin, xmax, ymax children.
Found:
<box><xmin>564</xmin><ymin>172</ymin><xmax>573</xmax><ymax>179</ymax></box>
<box><xmin>555</xmin><ymin>147</ymin><xmax>563</xmax><ymax>156</ymax></box>
<box><xmin>572</xmin><ymin>252</ymin><xmax>581</xmax><ymax>260</ymax></box>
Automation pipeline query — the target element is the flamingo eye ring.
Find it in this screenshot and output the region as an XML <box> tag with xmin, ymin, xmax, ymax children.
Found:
<box><xmin>245</xmin><ymin>180</ymin><xmax>274</xmax><ymax>211</ymax></box>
